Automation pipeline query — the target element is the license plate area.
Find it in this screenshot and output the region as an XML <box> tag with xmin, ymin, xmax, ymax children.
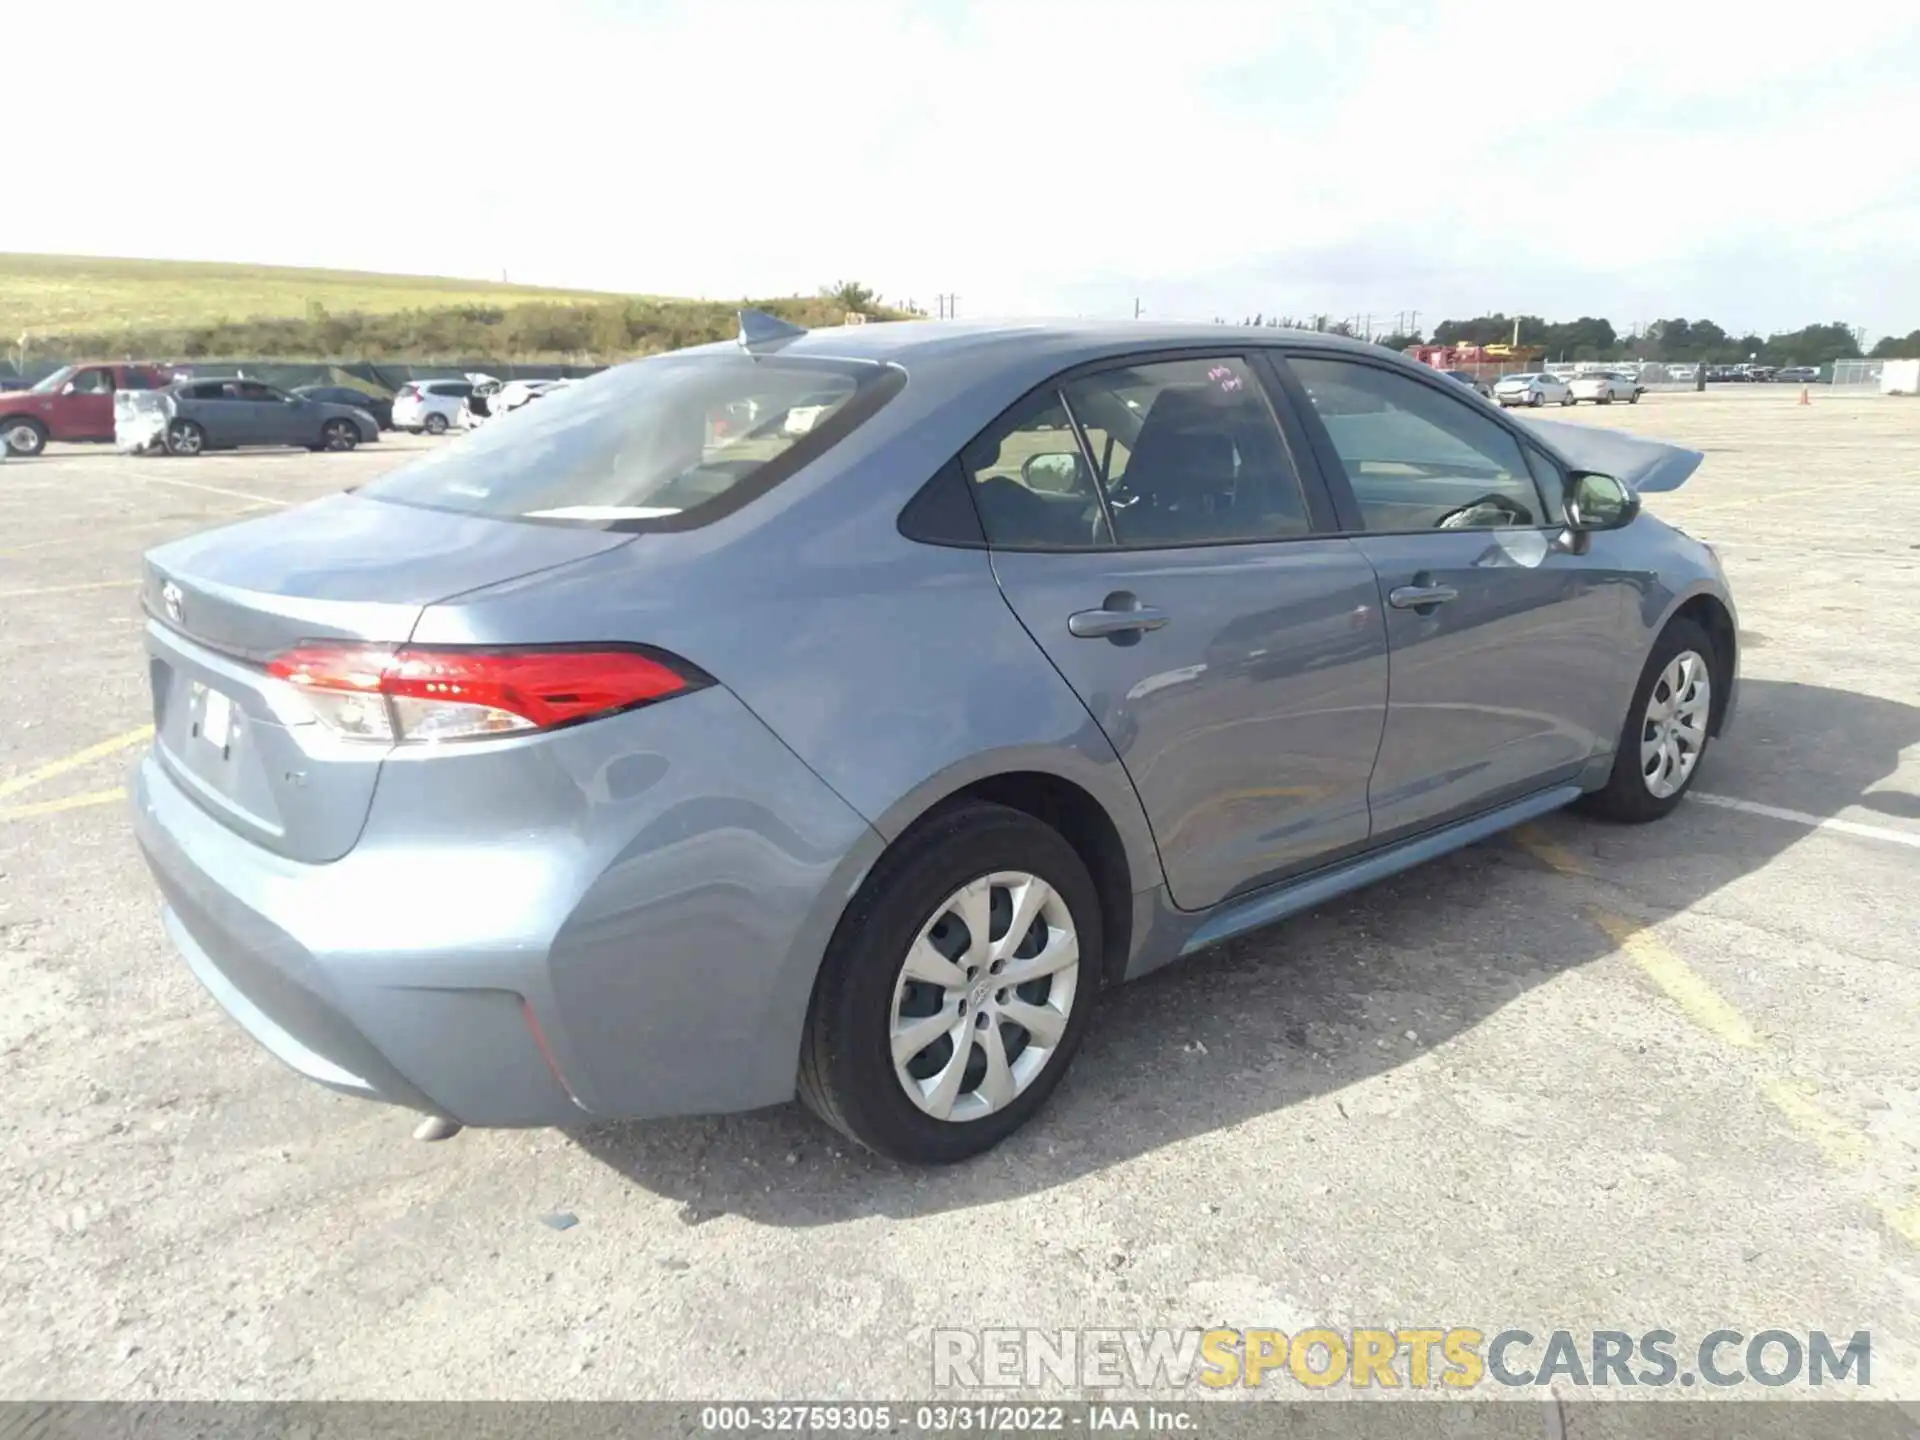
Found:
<box><xmin>190</xmin><ymin>679</ymin><xmax>236</xmax><ymax>757</ymax></box>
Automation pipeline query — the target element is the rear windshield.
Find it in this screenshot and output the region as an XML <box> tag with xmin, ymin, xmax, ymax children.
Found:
<box><xmin>363</xmin><ymin>353</ymin><xmax>901</xmax><ymax>529</ymax></box>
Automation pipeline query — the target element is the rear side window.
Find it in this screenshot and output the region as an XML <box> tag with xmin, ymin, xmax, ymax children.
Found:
<box><xmin>362</xmin><ymin>354</ymin><xmax>904</xmax><ymax>529</ymax></box>
<box><xmin>428</xmin><ymin>382</ymin><xmax>471</xmax><ymax>398</ymax></box>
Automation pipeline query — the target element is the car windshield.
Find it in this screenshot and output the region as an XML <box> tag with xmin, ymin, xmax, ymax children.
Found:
<box><xmin>360</xmin><ymin>351</ymin><xmax>902</xmax><ymax>528</ymax></box>
<box><xmin>29</xmin><ymin>365</ymin><xmax>78</xmax><ymax>394</ymax></box>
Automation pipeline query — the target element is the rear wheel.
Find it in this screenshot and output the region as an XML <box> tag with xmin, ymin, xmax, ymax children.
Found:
<box><xmin>1578</xmin><ymin>619</ymin><xmax>1715</xmax><ymax>823</ymax></box>
<box><xmin>423</xmin><ymin>412</ymin><xmax>449</xmax><ymax>436</ymax></box>
<box><xmin>318</xmin><ymin>418</ymin><xmax>359</xmax><ymax>452</ymax></box>
<box><xmin>165</xmin><ymin>419</ymin><xmax>206</xmax><ymax>456</ymax></box>
<box><xmin>1629</xmin><ymin>391</ymin><xmax>1641</xmax><ymax>404</ymax></box>
<box><xmin>2</xmin><ymin>417</ymin><xmax>47</xmax><ymax>457</ymax></box>
<box><xmin>798</xmin><ymin>801</ymin><xmax>1101</xmax><ymax>1163</ymax></box>
<box><xmin>1561</xmin><ymin>390</ymin><xmax>1577</xmax><ymax>406</ymax></box>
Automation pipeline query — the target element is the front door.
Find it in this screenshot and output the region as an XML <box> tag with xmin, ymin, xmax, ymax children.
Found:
<box><xmin>58</xmin><ymin>366</ymin><xmax>117</xmax><ymax>440</ymax></box>
<box><xmin>1279</xmin><ymin>353</ymin><xmax>1634</xmax><ymax>840</ymax></box>
<box><xmin>971</xmin><ymin>354</ymin><xmax>1390</xmax><ymax>911</ymax></box>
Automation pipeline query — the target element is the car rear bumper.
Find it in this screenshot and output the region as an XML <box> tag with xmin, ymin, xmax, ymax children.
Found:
<box><xmin>131</xmin><ymin>685</ymin><xmax>885</xmax><ymax>1127</ymax></box>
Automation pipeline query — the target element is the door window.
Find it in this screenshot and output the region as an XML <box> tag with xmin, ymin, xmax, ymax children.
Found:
<box><xmin>960</xmin><ymin>393</ymin><xmax>1112</xmax><ymax>548</ymax></box>
<box><xmin>1288</xmin><ymin>357</ymin><xmax>1546</xmax><ymax>531</ymax></box>
<box><xmin>1062</xmin><ymin>357</ymin><xmax>1310</xmax><ymax>546</ymax></box>
<box><xmin>235</xmin><ymin>382</ymin><xmax>280</xmax><ymax>402</ymax></box>
<box><xmin>959</xmin><ymin>356</ymin><xmax>1312</xmax><ymax>550</ymax></box>
<box><xmin>69</xmin><ymin>368</ymin><xmax>114</xmax><ymax>394</ymax></box>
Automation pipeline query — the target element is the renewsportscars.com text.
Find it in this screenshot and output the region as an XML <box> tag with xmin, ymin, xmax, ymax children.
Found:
<box><xmin>932</xmin><ymin>1327</ymin><xmax>1871</xmax><ymax>1391</ymax></box>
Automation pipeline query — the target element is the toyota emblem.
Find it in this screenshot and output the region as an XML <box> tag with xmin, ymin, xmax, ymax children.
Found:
<box><xmin>161</xmin><ymin>580</ymin><xmax>184</xmax><ymax>625</ymax></box>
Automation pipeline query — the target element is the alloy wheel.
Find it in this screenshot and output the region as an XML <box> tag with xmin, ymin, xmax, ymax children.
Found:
<box><xmin>888</xmin><ymin>871</ymin><xmax>1080</xmax><ymax>1123</ymax></box>
<box><xmin>1641</xmin><ymin>649</ymin><xmax>1711</xmax><ymax>798</ymax></box>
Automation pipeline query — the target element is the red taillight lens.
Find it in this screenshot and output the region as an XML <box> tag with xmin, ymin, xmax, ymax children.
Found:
<box><xmin>267</xmin><ymin>644</ymin><xmax>704</xmax><ymax>743</ymax></box>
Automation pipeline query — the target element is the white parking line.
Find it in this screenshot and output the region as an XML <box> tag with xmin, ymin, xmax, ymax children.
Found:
<box><xmin>1693</xmin><ymin>793</ymin><xmax>1920</xmax><ymax>850</ymax></box>
<box><xmin>131</xmin><ymin>475</ymin><xmax>288</xmax><ymax>506</ymax></box>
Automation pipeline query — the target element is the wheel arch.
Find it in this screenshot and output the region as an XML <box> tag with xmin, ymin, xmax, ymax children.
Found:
<box><xmin>1666</xmin><ymin>591</ymin><xmax>1737</xmax><ymax>736</ymax></box>
<box><xmin>862</xmin><ymin>758</ymin><xmax>1159</xmax><ymax>991</ymax></box>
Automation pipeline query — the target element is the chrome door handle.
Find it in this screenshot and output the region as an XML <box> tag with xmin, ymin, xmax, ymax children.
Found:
<box><xmin>1388</xmin><ymin>584</ymin><xmax>1458</xmax><ymax>610</ymax></box>
<box><xmin>1068</xmin><ymin>604</ymin><xmax>1170</xmax><ymax>639</ymax></box>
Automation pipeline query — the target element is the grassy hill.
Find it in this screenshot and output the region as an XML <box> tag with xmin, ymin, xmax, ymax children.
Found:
<box><xmin>0</xmin><ymin>253</ymin><xmax>630</xmax><ymax>337</ymax></box>
<box><xmin>0</xmin><ymin>255</ymin><xmax>911</xmax><ymax>368</ymax></box>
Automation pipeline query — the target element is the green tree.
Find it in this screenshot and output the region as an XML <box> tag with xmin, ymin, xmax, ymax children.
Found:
<box><xmin>818</xmin><ymin>280</ymin><xmax>878</xmax><ymax>314</ymax></box>
<box><xmin>1869</xmin><ymin>329</ymin><xmax>1920</xmax><ymax>358</ymax></box>
<box><xmin>1761</xmin><ymin>322</ymin><xmax>1860</xmax><ymax>366</ymax></box>
<box><xmin>1375</xmin><ymin>331</ymin><xmax>1424</xmax><ymax>350</ymax></box>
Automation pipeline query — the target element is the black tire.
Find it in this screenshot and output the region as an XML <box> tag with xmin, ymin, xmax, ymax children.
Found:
<box><xmin>2</xmin><ymin>417</ymin><xmax>48</xmax><ymax>457</ymax></box>
<box><xmin>318</xmin><ymin>419</ymin><xmax>359</xmax><ymax>452</ymax></box>
<box><xmin>798</xmin><ymin>801</ymin><xmax>1103</xmax><ymax>1164</ymax></box>
<box><xmin>1529</xmin><ymin>392</ymin><xmax>1544</xmax><ymax>407</ymax></box>
<box><xmin>1629</xmin><ymin>392</ymin><xmax>1641</xmax><ymax>404</ymax></box>
<box><xmin>423</xmin><ymin>412</ymin><xmax>449</xmax><ymax>436</ymax></box>
<box><xmin>1578</xmin><ymin>618</ymin><xmax>1716</xmax><ymax>824</ymax></box>
<box><xmin>165</xmin><ymin>420</ymin><xmax>206</xmax><ymax>456</ymax></box>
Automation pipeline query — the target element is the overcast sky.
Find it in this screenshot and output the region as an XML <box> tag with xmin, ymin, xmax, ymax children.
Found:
<box><xmin>13</xmin><ymin>0</ymin><xmax>1918</xmax><ymax>340</ymax></box>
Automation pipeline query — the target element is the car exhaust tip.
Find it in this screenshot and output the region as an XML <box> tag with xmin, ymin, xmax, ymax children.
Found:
<box><xmin>412</xmin><ymin>1115</ymin><xmax>464</xmax><ymax>1142</ymax></box>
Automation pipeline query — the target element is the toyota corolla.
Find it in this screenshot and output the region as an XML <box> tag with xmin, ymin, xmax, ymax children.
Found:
<box><xmin>132</xmin><ymin>315</ymin><xmax>1736</xmax><ymax>1163</ymax></box>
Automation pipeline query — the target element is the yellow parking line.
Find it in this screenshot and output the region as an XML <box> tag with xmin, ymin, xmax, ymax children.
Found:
<box><xmin>0</xmin><ymin>579</ymin><xmax>139</xmax><ymax>599</ymax></box>
<box><xmin>0</xmin><ymin>787</ymin><xmax>127</xmax><ymax>822</ymax></box>
<box><xmin>1590</xmin><ymin>909</ymin><xmax>1759</xmax><ymax>1050</ymax></box>
<box><xmin>0</xmin><ymin>725</ymin><xmax>152</xmax><ymax>802</ymax></box>
<box><xmin>1511</xmin><ymin>824</ymin><xmax>1591</xmax><ymax>877</ymax></box>
<box><xmin>1520</xmin><ymin>831</ymin><xmax>1911</xmax><ymax>1243</ymax></box>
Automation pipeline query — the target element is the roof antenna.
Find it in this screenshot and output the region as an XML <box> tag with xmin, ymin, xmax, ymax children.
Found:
<box><xmin>737</xmin><ymin>308</ymin><xmax>807</xmax><ymax>350</ymax></box>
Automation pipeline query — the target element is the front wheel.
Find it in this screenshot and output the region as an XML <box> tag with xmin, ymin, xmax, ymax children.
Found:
<box><xmin>798</xmin><ymin>801</ymin><xmax>1101</xmax><ymax>1164</ymax></box>
<box><xmin>1529</xmin><ymin>392</ymin><xmax>1545</xmax><ymax>407</ymax></box>
<box><xmin>2</xmin><ymin>417</ymin><xmax>48</xmax><ymax>457</ymax></box>
<box><xmin>1578</xmin><ymin>619</ymin><xmax>1716</xmax><ymax>823</ymax></box>
<box><xmin>165</xmin><ymin>419</ymin><xmax>206</xmax><ymax>456</ymax></box>
<box><xmin>319</xmin><ymin>419</ymin><xmax>359</xmax><ymax>452</ymax></box>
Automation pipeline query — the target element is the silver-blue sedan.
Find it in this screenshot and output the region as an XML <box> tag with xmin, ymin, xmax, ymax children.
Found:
<box><xmin>131</xmin><ymin>316</ymin><xmax>1736</xmax><ymax>1163</ymax></box>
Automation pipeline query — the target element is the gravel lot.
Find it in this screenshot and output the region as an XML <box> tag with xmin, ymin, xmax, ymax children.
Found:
<box><xmin>2</xmin><ymin>390</ymin><xmax>1918</xmax><ymax>1402</ymax></box>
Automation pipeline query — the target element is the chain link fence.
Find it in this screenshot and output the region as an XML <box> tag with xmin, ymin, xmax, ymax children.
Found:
<box><xmin>0</xmin><ymin>358</ymin><xmax>606</xmax><ymax>393</ymax></box>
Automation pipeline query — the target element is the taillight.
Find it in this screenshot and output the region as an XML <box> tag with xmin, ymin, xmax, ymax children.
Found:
<box><xmin>267</xmin><ymin>644</ymin><xmax>706</xmax><ymax>744</ymax></box>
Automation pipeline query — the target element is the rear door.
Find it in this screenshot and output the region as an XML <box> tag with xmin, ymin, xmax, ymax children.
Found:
<box><xmin>1277</xmin><ymin>352</ymin><xmax>1634</xmax><ymax>841</ymax></box>
<box><xmin>977</xmin><ymin>353</ymin><xmax>1389</xmax><ymax>911</ymax></box>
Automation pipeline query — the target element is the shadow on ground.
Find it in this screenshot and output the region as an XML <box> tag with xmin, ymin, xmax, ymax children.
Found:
<box><xmin>572</xmin><ymin>678</ymin><xmax>1919</xmax><ymax>1225</ymax></box>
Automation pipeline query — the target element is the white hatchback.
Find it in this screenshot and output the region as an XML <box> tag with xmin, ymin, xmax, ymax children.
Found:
<box><xmin>1492</xmin><ymin>372</ymin><xmax>1575</xmax><ymax>408</ymax></box>
<box><xmin>391</xmin><ymin>380</ymin><xmax>474</xmax><ymax>435</ymax></box>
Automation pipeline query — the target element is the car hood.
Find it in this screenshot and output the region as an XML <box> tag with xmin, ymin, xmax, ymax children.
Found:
<box><xmin>1513</xmin><ymin>417</ymin><xmax>1704</xmax><ymax>493</ymax></box>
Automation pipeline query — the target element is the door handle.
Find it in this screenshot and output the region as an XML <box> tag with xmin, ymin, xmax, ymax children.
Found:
<box><xmin>1388</xmin><ymin>583</ymin><xmax>1459</xmax><ymax>611</ymax></box>
<box><xmin>1068</xmin><ymin>598</ymin><xmax>1170</xmax><ymax>639</ymax></box>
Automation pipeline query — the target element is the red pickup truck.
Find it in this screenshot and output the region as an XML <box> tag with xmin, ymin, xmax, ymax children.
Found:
<box><xmin>1</xmin><ymin>362</ymin><xmax>174</xmax><ymax>456</ymax></box>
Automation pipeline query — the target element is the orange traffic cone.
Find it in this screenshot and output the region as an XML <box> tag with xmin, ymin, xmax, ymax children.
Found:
<box><xmin>1798</xmin><ymin>387</ymin><xmax>1811</xmax><ymax>406</ymax></box>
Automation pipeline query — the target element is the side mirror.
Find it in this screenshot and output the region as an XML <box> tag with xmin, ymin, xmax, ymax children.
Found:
<box><xmin>1563</xmin><ymin>471</ymin><xmax>1640</xmax><ymax>532</ymax></box>
<box><xmin>1020</xmin><ymin>451</ymin><xmax>1086</xmax><ymax>493</ymax></box>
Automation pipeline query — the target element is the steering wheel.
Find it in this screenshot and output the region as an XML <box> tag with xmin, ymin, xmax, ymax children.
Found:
<box><xmin>1434</xmin><ymin>492</ymin><xmax>1531</xmax><ymax>530</ymax></box>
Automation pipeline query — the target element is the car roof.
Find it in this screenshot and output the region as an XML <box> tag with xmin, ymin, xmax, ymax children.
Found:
<box><xmin>679</xmin><ymin>318</ymin><xmax>1397</xmax><ymax>376</ymax></box>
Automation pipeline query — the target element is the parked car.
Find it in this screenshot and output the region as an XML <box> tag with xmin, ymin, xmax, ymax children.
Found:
<box><xmin>293</xmin><ymin>385</ymin><xmax>394</xmax><ymax>430</ymax></box>
<box><xmin>1440</xmin><ymin>368</ymin><xmax>1492</xmax><ymax>398</ymax></box>
<box><xmin>0</xmin><ymin>361</ymin><xmax>174</xmax><ymax>456</ymax></box>
<box><xmin>1492</xmin><ymin>372</ymin><xmax>1575</xmax><ymax>407</ymax></box>
<box><xmin>1774</xmin><ymin>366</ymin><xmax>1820</xmax><ymax>384</ymax></box>
<box><xmin>131</xmin><ymin>316</ymin><xmax>1736</xmax><ymax>1163</ymax></box>
<box><xmin>391</xmin><ymin>379</ymin><xmax>474</xmax><ymax>434</ymax></box>
<box><xmin>127</xmin><ymin>377</ymin><xmax>380</xmax><ymax>455</ymax></box>
<box><xmin>1568</xmin><ymin>372</ymin><xmax>1642</xmax><ymax>405</ymax></box>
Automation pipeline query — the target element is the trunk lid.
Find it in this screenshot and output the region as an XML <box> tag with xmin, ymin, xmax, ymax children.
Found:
<box><xmin>141</xmin><ymin>493</ymin><xmax>633</xmax><ymax>862</ymax></box>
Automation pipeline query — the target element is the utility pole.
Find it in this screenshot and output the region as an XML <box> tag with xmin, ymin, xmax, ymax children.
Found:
<box><xmin>1133</xmin><ymin>298</ymin><xmax>1143</xmax><ymax>319</ymax></box>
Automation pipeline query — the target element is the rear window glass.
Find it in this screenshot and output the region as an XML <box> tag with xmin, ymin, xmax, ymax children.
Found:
<box><xmin>362</xmin><ymin>353</ymin><xmax>903</xmax><ymax>529</ymax></box>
